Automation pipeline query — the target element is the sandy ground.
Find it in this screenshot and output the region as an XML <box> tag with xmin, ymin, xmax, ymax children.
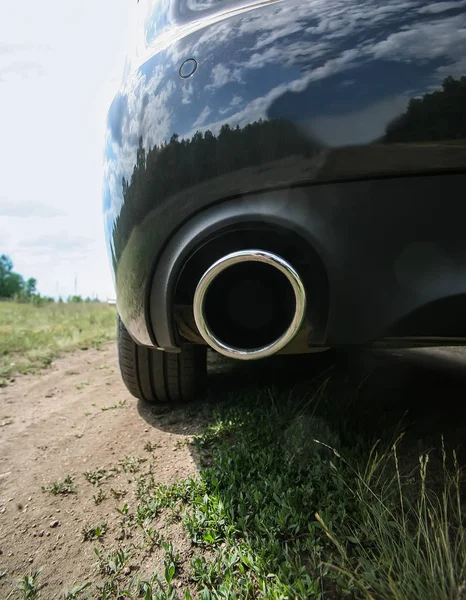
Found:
<box><xmin>0</xmin><ymin>343</ymin><xmax>201</xmax><ymax>599</ymax></box>
<box><xmin>2</xmin><ymin>343</ymin><xmax>466</xmax><ymax>598</ymax></box>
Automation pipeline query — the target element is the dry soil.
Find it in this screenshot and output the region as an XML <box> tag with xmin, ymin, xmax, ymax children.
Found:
<box><xmin>0</xmin><ymin>343</ymin><xmax>200</xmax><ymax>598</ymax></box>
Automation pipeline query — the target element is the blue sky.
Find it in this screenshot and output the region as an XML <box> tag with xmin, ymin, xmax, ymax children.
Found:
<box><xmin>0</xmin><ymin>0</ymin><xmax>130</xmax><ymax>299</ymax></box>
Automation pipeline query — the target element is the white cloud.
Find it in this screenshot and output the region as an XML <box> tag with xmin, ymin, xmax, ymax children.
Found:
<box><xmin>102</xmin><ymin>64</ymin><xmax>175</xmax><ymax>229</ymax></box>
<box><xmin>371</xmin><ymin>14</ymin><xmax>466</xmax><ymax>61</ymax></box>
<box><xmin>219</xmin><ymin>94</ymin><xmax>244</xmax><ymax>115</ymax></box>
<box><xmin>183</xmin><ymin>80</ymin><xmax>293</xmax><ymax>139</ymax></box>
<box><xmin>206</xmin><ymin>63</ymin><xmax>243</xmax><ymax>89</ymax></box>
<box><xmin>141</xmin><ymin>79</ymin><xmax>176</xmax><ymax>148</ymax></box>
<box><xmin>243</xmin><ymin>47</ymin><xmax>283</xmax><ymax>70</ymax></box>
<box><xmin>192</xmin><ymin>105</ymin><xmax>212</xmax><ymax>128</ymax></box>
<box><xmin>419</xmin><ymin>0</ymin><xmax>466</xmax><ymax>14</ymax></box>
<box><xmin>0</xmin><ymin>198</ymin><xmax>64</xmax><ymax>218</ymax></box>
<box><xmin>302</xmin><ymin>94</ymin><xmax>410</xmax><ymax>147</ymax></box>
<box><xmin>18</xmin><ymin>234</ymin><xmax>93</xmax><ymax>255</ymax></box>
<box><xmin>187</xmin><ymin>0</ymin><xmax>222</xmax><ymax>9</ymax></box>
<box><xmin>181</xmin><ymin>81</ymin><xmax>194</xmax><ymax>104</ymax></box>
<box><xmin>0</xmin><ymin>62</ymin><xmax>44</xmax><ymax>82</ymax></box>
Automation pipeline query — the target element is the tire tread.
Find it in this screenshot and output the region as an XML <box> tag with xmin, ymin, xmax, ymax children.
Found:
<box><xmin>117</xmin><ymin>315</ymin><xmax>206</xmax><ymax>404</ymax></box>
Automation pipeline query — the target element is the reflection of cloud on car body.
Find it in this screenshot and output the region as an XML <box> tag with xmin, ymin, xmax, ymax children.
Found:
<box><xmin>103</xmin><ymin>0</ymin><xmax>466</xmax><ymax>239</ymax></box>
<box><xmin>103</xmin><ymin>61</ymin><xmax>174</xmax><ymax>229</ymax></box>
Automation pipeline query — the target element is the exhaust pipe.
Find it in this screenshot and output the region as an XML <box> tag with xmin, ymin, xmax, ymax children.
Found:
<box><xmin>193</xmin><ymin>249</ymin><xmax>306</xmax><ymax>360</ymax></box>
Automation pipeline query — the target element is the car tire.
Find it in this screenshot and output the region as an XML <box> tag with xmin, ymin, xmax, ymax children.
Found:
<box><xmin>117</xmin><ymin>315</ymin><xmax>207</xmax><ymax>403</ymax></box>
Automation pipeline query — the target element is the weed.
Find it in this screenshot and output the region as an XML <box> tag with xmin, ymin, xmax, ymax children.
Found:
<box><xmin>315</xmin><ymin>438</ymin><xmax>466</xmax><ymax>600</ymax></box>
<box><xmin>62</xmin><ymin>582</ymin><xmax>91</xmax><ymax>599</ymax></box>
<box><xmin>162</xmin><ymin>541</ymin><xmax>180</xmax><ymax>585</ymax></box>
<box><xmin>83</xmin><ymin>468</ymin><xmax>117</xmax><ymax>487</ymax></box>
<box><xmin>109</xmin><ymin>487</ymin><xmax>127</xmax><ymax>500</ymax></box>
<box><xmin>115</xmin><ymin>503</ymin><xmax>129</xmax><ymax>516</ymax></box>
<box><xmin>101</xmin><ymin>400</ymin><xmax>126</xmax><ymax>411</ymax></box>
<box><xmin>144</xmin><ymin>441</ymin><xmax>160</xmax><ymax>452</ymax></box>
<box><xmin>93</xmin><ymin>489</ymin><xmax>107</xmax><ymax>505</ymax></box>
<box><xmin>119</xmin><ymin>455</ymin><xmax>147</xmax><ymax>473</ymax></box>
<box><xmin>137</xmin><ymin>566</ymin><xmax>181</xmax><ymax>600</ymax></box>
<box><xmin>142</xmin><ymin>526</ymin><xmax>164</xmax><ymax>549</ymax></box>
<box><xmin>94</xmin><ymin>547</ymin><xmax>129</xmax><ymax>577</ymax></box>
<box><xmin>190</xmin><ymin>553</ymin><xmax>236</xmax><ymax>589</ymax></box>
<box><xmin>42</xmin><ymin>475</ymin><xmax>76</xmax><ymax>495</ymax></box>
<box><xmin>82</xmin><ymin>521</ymin><xmax>107</xmax><ymax>542</ymax></box>
<box><xmin>114</xmin><ymin>503</ymin><xmax>137</xmax><ymax>540</ymax></box>
<box><xmin>14</xmin><ymin>568</ymin><xmax>43</xmax><ymax>600</ymax></box>
<box><xmin>75</xmin><ymin>382</ymin><xmax>89</xmax><ymax>391</ymax></box>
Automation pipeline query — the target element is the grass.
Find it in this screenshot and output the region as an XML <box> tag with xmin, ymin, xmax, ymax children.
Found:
<box><xmin>93</xmin><ymin>490</ymin><xmax>107</xmax><ymax>505</ymax></box>
<box><xmin>9</xmin><ymin>384</ymin><xmax>466</xmax><ymax>598</ymax></box>
<box><xmin>119</xmin><ymin>455</ymin><xmax>147</xmax><ymax>473</ymax></box>
<box><xmin>0</xmin><ymin>301</ymin><xmax>116</xmax><ymax>381</ymax></box>
<box><xmin>42</xmin><ymin>475</ymin><xmax>76</xmax><ymax>496</ymax></box>
<box><xmin>63</xmin><ymin>582</ymin><xmax>92</xmax><ymax>599</ymax></box>
<box><xmin>9</xmin><ymin>569</ymin><xmax>43</xmax><ymax>600</ymax></box>
<box><xmin>76</xmin><ymin>381</ymin><xmax>90</xmax><ymax>391</ymax></box>
<box><xmin>101</xmin><ymin>400</ymin><xmax>126</xmax><ymax>411</ymax></box>
<box><xmin>109</xmin><ymin>488</ymin><xmax>127</xmax><ymax>500</ymax></box>
<box><xmin>82</xmin><ymin>522</ymin><xmax>108</xmax><ymax>542</ymax></box>
<box><xmin>182</xmin><ymin>391</ymin><xmax>466</xmax><ymax>600</ymax></box>
<box><xmin>51</xmin><ymin>383</ymin><xmax>462</xmax><ymax>600</ymax></box>
<box><xmin>83</xmin><ymin>468</ymin><xmax>118</xmax><ymax>487</ymax></box>
<box><xmin>144</xmin><ymin>441</ymin><xmax>161</xmax><ymax>452</ymax></box>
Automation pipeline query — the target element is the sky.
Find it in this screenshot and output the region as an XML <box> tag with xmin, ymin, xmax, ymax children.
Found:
<box><xmin>3</xmin><ymin>0</ymin><xmax>462</xmax><ymax>301</ymax></box>
<box><xmin>0</xmin><ymin>0</ymin><xmax>131</xmax><ymax>300</ymax></box>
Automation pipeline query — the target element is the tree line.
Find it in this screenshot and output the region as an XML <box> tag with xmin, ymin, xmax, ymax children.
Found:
<box><xmin>384</xmin><ymin>76</ymin><xmax>466</xmax><ymax>143</ymax></box>
<box><xmin>112</xmin><ymin>118</ymin><xmax>319</xmax><ymax>261</ymax></box>
<box><xmin>0</xmin><ymin>254</ymin><xmax>42</xmax><ymax>302</ymax></box>
<box><xmin>111</xmin><ymin>75</ymin><xmax>465</xmax><ymax>262</ymax></box>
<box><xmin>0</xmin><ymin>255</ymin><xmax>100</xmax><ymax>304</ymax></box>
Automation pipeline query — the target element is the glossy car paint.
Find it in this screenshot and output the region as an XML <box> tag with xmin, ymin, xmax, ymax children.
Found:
<box><xmin>103</xmin><ymin>0</ymin><xmax>466</xmax><ymax>348</ymax></box>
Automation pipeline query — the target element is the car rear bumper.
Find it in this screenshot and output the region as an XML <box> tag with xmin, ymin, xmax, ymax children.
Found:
<box><xmin>114</xmin><ymin>172</ymin><xmax>466</xmax><ymax>349</ymax></box>
<box><xmin>103</xmin><ymin>0</ymin><xmax>466</xmax><ymax>349</ymax></box>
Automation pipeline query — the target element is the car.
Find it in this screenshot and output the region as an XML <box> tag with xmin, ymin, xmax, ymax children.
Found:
<box><xmin>103</xmin><ymin>0</ymin><xmax>466</xmax><ymax>404</ymax></box>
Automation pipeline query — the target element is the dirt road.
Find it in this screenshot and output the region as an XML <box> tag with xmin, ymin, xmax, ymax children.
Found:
<box><xmin>0</xmin><ymin>344</ymin><xmax>199</xmax><ymax>598</ymax></box>
<box><xmin>2</xmin><ymin>343</ymin><xmax>466</xmax><ymax>598</ymax></box>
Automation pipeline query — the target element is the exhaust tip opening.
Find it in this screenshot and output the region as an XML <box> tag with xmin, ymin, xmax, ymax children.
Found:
<box><xmin>193</xmin><ymin>250</ymin><xmax>306</xmax><ymax>360</ymax></box>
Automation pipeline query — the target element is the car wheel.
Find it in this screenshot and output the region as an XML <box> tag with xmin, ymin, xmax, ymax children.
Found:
<box><xmin>117</xmin><ymin>315</ymin><xmax>207</xmax><ymax>403</ymax></box>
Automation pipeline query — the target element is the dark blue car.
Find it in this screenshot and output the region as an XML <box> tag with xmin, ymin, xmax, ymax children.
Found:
<box><xmin>103</xmin><ymin>0</ymin><xmax>466</xmax><ymax>403</ymax></box>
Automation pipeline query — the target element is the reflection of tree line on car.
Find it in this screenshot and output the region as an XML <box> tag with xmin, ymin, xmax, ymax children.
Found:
<box><xmin>385</xmin><ymin>76</ymin><xmax>466</xmax><ymax>143</ymax></box>
<box><xmin>112</xmin><ymin>75</ymin><xmax>466</xmax><ymax>260</ymax></box>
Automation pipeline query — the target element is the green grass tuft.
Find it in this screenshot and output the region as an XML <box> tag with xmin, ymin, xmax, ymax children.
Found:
<box><xmin>82</xmin><ymin>521</ymin><xmax>107</xmax><ymax>542</ymax></box>
<box><xmin>41</xmin><ymin>475</ymin><xmax>76</xmax><ymax>496</ymax></box>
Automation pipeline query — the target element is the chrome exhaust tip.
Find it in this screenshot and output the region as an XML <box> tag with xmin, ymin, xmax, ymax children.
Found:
<box><xmin>193</xmin><ymin>249</ymin><xmax>306</xmax><ymax>360</ymax></box>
